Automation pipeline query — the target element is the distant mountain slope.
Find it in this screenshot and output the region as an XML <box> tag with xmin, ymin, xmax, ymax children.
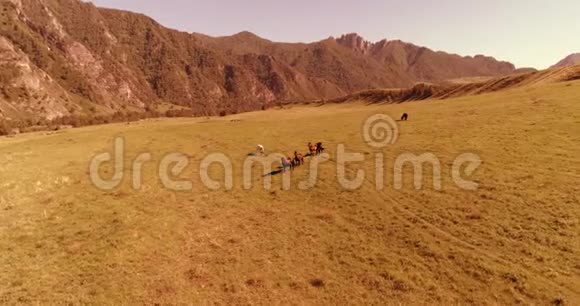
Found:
<box><xmin>331</xmin><ymin>65</ymin><xmax>580</xmax><ymax>104</ymax></box>
<box><xmin>0</xmin><ymin>0</ymin><xmax>522</xmax><ymax>121</ymax></box>
<box><xmin>336</xmin><ymin>33</ymin><xmax>516</xmax><ymax>81</ymax></box>
<box><xmin>551</xmin><ymin>53</ymin><xmax>580</xmax><ymax>68</ymax></box>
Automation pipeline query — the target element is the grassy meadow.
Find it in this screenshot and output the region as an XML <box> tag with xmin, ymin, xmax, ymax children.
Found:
<box><xmin>0</xmin><ymin>81</ymin><xmax>579</xmax><ymax>304</ymax></box>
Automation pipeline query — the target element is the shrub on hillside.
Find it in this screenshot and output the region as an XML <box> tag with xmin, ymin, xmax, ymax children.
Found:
<box><xmin>0</xmin><ymin>121</ymin><xmax>11</xmax><ymax>136</ymax></box>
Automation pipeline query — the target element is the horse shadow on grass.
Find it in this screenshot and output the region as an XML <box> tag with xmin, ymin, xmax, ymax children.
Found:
<box><xmin>263</xmin><ymin>168</ymin><xmax>284</xmax><ymax>177</ymax></box>
<box><xmin>262</xmin><ymin>168</ymin><xmax>284</xmax><ymax>177</ymax></box>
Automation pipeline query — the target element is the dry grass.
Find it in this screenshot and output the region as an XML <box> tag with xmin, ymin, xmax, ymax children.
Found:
<box><xmin>0</xmin><ymin>81</ymin><xmax>579</xmax><ymax>304</ymax></box>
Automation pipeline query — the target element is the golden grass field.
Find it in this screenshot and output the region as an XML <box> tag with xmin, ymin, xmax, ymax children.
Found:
<box><xmin>0</xmin><ymin>80</ymin><xmax>579</xmax><ymax>304</ymax></box>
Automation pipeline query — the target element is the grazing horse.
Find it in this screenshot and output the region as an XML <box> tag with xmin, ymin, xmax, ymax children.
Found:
<box><xmin>293</xmin><ymin>151</ymin><xmax>304</xmax><ymax>166</ymax></box>
<box><xmin>316</xmin><ymin>142</ymin><xmax>325</xmax><ymax>155</ymax></box>
<box><xmin>401</xmin><ymin>113</ymin><xmax>408</xmax><ymax>121</ymax></box>
<box><xmin>281</xmin><ymin>157</ymin><xmax>293</xmax><ymax>172</ymax></box>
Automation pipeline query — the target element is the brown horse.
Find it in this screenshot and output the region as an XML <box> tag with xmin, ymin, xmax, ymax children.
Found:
<box><xmin>308</xmin><ymin>142</ymin><xmax>317</xmax><ymax>155</ymax></box>
<box><xmin>293</xmin><ymin>151</ymin><xmax>304</xmax><ymax>166</ymax></box>
<box><xmin>281</xmin><ymin>157</ymin><xmax>293</xmax><ymax>172</ymax></box>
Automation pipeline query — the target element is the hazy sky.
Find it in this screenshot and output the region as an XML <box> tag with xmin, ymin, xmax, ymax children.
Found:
<box><xmin>89</xmin><ymin>0</ymin><xmax>579</xmax><ymax>69</ymax></box>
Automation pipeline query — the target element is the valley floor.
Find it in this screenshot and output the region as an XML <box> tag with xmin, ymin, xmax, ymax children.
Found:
<box><xmin>0</xmin><ymin>81</ymin><xmax>579</xmax><ymax>304</ymax></box>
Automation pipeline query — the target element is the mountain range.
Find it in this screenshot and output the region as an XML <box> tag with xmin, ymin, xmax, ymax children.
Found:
<box><xmin>0</xmin><ymin>0</ymin><xmax>575</xmax><ymax>123</ymax></box>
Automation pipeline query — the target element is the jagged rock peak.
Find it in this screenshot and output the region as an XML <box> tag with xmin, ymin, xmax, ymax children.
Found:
<box><xmin>336</xmin><ymin>33</ymin><xmax>374</xmax><ymax>54</ymax></box>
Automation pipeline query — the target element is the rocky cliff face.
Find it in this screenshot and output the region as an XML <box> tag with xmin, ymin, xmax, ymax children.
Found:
<box><xmin>336</xmin><ymin>33</ymin><xmax>373</xmax><ymax>55</ymax></box>
<box><xmin>0</xmin><ymin>0</ymin><xmax>520</xmax><ymax>122</ymax></box>
<box><xmin>336</xmin><ymin>33</ymin><xmax>516</xmax><ymax>82</ymax></box>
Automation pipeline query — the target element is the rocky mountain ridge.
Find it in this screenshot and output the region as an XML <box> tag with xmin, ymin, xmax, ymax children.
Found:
<box><xmin>0</xmin><ymin>0</ymin><xmax>524</xmax><ymax>122</ymax></box>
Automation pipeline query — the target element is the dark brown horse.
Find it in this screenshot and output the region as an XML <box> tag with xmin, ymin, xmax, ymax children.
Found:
<box><xmin>293</xmin><ymin>151</ymin><xmax>304</xmax><ymax>166</ymax></box>
<box><xmin>316</xmin><ymin>142</ymin><xmax>325</xmax><ymax>155</ymax></box>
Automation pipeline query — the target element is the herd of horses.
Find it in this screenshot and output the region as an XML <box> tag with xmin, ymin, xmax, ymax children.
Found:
<box><xmin>256</xmin><ymin>114</ymin><xmax>408</xmax><ymax>174</ymax></box>
<box><xmin>280</xmin><ymin>142</ymin><xmax>325</xmax><ymax>172</ymax></box>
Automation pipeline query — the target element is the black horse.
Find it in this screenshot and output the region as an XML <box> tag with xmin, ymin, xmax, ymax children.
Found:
<box><xmin>401</xmin><ymin>113</ymin><xmax>409</xmax><ymax>121</ymax></box>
